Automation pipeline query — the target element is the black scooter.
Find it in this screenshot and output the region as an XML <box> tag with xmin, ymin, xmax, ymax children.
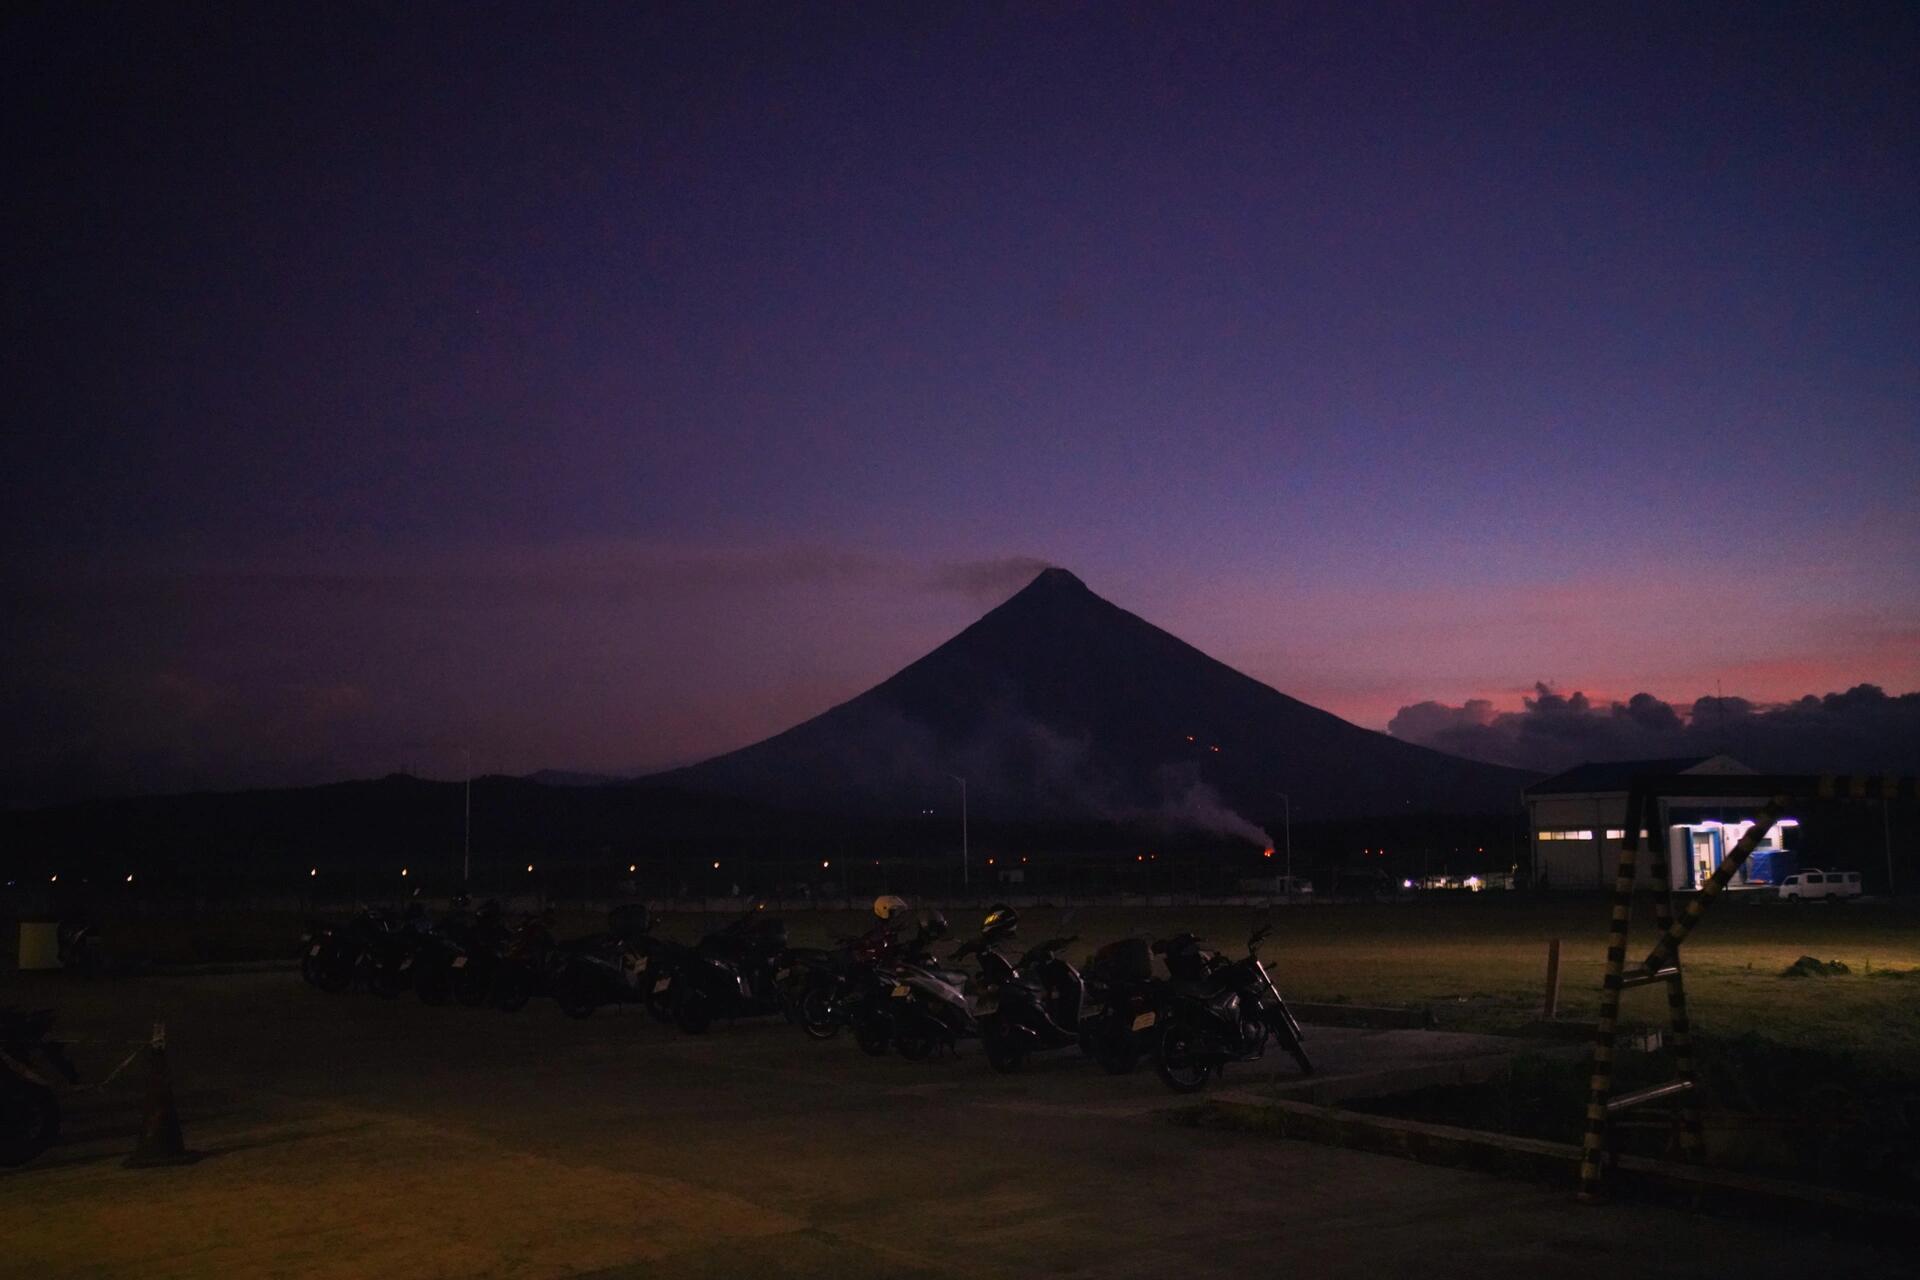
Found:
<box><xmin>976</xmin><ymin>932</ymin><xmax>1086</xmax><ymax>1073</ymax></box>
<box><xmin>1152</xmin><ymin>924</ymin><xmax>1311</xmax><ymax>1092</ymax></box>
<box><xmin>551</xmin><ymin>905</ymin><xmax>660</xmax><ymax>1019</ymax></box>
<box><xmin>665</xmin><ymin>911</ymin><xmax>790</xmax><ymax>1034</ymax></box>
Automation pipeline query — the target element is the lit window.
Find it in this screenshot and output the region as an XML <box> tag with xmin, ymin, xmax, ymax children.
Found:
<box><xmin>1569</xmin><ymin>830</ymin><xmax>1594</xmax><ymax>840</ymax></box>
<box><xmin>1605</xmin><ymin>829</ymin><xmax>1626</xmax><ymax>840</ymax></box>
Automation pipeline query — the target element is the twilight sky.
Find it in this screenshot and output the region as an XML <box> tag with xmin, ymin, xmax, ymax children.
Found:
<box><xmin>4</xmin><ymin>3</ymin><xmax>1917</xmax><ymax>806</ymax></box>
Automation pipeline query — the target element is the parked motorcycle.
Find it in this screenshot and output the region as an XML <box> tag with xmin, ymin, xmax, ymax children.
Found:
<box><xmin>786</xmin><ymin>896</ymin><xmax>917</xmax><ymax>1042</ymax></box>
<box><xmin>1</xmin><ymin>1008</ymin><xmax>76</xmax><ymax>1167</ymax></box>
<box><xmin>1077</xmin><ymin>935</ymin><xmax>1161</xmax><ymax>1075</ymax></box>
<box><xmin>886</xmin><ymin>907</ymin><xmax>1013</xmax><ymax>1061</ymax></box>
<box><xmin>1151</xmin><ymin>924</ymin><xmax>1311</xmax><ymax>1092</ymax></box>
<box><xmin>665</xmin><ymin>910</ymin><xmax>791</xmax><ymax>1034</ymax></box>
<box><xmin>550</xmin><ymin>904</ymin><xmax>661</xmax><ymax>1019</ymax></box>
<box><xmin>976</xmin><ymin>930</ymin><xmax>1087</xmax><ymax>1073</ymax></box>
<box><xmin>409</xmin><ymin>898</ymin><xmax>505</xmax><ymax>1007</ymax></box>
<box><xmin>489</xmin><ymin>912</ymin><xmax>556</xmax><ymax>1012</ymax></box>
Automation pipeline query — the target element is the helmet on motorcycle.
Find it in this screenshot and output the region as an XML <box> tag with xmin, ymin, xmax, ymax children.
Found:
<box><xmin>918</xmin><ymin>909</ymin><xmax>949</xmax><ymax>941</ymax></box>
<box><xmin>981</xmin><ymin>903</ymin><xmax>1019</xmax><ymax>934</ymax></box>
<box><xmin>872</xmin><ymin>895</ymin><xmax>910</xmax><ymax>921</ymax></box>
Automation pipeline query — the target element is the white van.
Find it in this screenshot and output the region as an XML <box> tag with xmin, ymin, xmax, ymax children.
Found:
<box><xmin>1778</xmin><ymin>869</ymin><xmax>1862</xmax><ymax>901</ymax></box>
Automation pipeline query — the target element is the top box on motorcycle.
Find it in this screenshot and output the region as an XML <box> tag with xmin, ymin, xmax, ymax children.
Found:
<box><xmin>1089</xmin><ymin>937</ymin><xmax>1152</xmax><ymax>984</ymax></box>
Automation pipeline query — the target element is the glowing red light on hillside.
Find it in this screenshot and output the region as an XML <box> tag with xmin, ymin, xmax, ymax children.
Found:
<box><xmin>1263</xmin><ymin>848</ymin><xmax>1274</xmax><ymax>858</ymax></box>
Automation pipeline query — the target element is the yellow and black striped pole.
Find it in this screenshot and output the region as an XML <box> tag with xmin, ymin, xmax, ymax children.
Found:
<box><xmin>1577</xmin><ymin>793</ymin><xmax>1642</xmax><ymax>1201</ymax></box>
<box><xmin>1641</xmin><ymin>791</ymin><xmax>1704</xmax><ymax>1162</ymax></box>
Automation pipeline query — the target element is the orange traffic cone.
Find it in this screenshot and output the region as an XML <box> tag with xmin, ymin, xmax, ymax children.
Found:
<box><xmin>124</xmin><ymin>1022</ymin><xmax>199</xmax><ymax>1168</ymax></box>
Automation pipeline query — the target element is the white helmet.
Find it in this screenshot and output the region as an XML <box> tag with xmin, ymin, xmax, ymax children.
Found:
<box><xmin>872</xmin><ymin>895</ymin><xmax>910</xmax><ymax>921</ymax></box>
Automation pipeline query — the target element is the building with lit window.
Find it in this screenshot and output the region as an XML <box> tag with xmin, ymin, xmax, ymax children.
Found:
<box><xmin>1525</xmin><ymin>755</ymin><xmax>1797</xmax><ymax>890</ymax></box>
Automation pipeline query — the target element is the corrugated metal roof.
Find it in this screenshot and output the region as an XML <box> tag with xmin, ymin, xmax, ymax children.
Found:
<box><xmin>1524</xmin><ymin>756</ymin><xmax>1725</xmax><ymax>796</ymax></box>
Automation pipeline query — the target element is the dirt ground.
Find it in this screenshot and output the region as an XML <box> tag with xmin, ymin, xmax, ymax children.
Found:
<box><xmin>2</xmin><ymin>969</ymin><xmax>1910</xmax><ymax>1279</ymax></box>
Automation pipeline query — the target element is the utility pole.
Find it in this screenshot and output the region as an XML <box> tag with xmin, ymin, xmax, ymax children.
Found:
<box><xmin>946</xmin><ymin>773</ymin><xmax>969</xmax><ymax>894</ymax></box>
<box><xmin>1276</xmin><ymin>792</ymin><xmax>1292</xmax><ymax>897</ymax></box>
<box><xmin>460</xmin><ymin>745</ymin><xmax>473</xmax><ymax>887</ymax></box>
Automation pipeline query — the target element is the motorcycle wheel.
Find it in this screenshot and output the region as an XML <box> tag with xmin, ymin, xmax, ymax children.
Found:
<box><xmin>493</xmin><ymin>964</ymin><xmax>533</xmax><ymax>1013</ymax></box>
<box><xmin>0</xmin><ymin>1079</ymin><xmax>59</xmax><ymax>1168</ymax></box>
<box><xmin>452</xmin><ymin>961</ymin><xmax>492</xmax><ymax>1008</ymax></box>
<box><xmin>1155</xmin><ymin>1019</ymin><xmax>1213</xmax><ymax>1093</ymax></box>
<box><xmin>413</xmin><ymin>959</ymin><xmax>451</xmax><ymax>1006</ymax></box>
<box><xmin>554</xmin><ymin>968</ymin><xmax>599</xmax><ymax>1020</ymax></box>
<box><xmin>644</xmin><ymin>978</ymin><xmax>676</xmax><ymax>1024</ymax></box>
<box><xmin>854</xmin><ymin>1011</ymin><xmax>893</xmax><ymax>1057</ymax></box>
<box><xmin>894</xmin><ymin>1029</ymin><xmax>936</xmax><ymax>1062</ymax></box>
<box><xmin>674</xmin><ymin>989</ymin><xmax>714</xmax><ymax>1035</ymax></box>
<box><xmin>314</xmin><ymin>950</ymin><xmax>352</xmax><ymax>994</ymax></box>
<box><xmin>982</xmin><ymin>1026</ymin><xmax>1026</xmax><ymax>1074</ymax></box>
<box><xmin>799</xmin><ymin>988</ymin><xmax>841</xmax><ymax>1040</ymax></box>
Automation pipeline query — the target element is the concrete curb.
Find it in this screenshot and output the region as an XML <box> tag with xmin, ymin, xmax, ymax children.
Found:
<box><xmin>1263</xmin><ymin>1043</ymin><xmax>1586</xmax><ymax>1106</ymax></box>
<box><xmin>149</xmin><ymin>959</ymin><xmax>301</xmax><ymax>977</ymax></box>
<box><xmin>1292</xmin><ymin>1002</ymin><xmax>1432</xmax><ymax>1030</ymax></box>
<box><xmin>1196</xmin><ymin>1094</ymin><xmax>1920</xmax><ymax>1230</ymax></box>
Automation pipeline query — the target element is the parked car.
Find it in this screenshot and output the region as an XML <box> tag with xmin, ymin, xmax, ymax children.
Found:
<box><xmin>1778</xmin><ymin>869</ymin><xmax>1862</xmax><ymax>902</ymax></box>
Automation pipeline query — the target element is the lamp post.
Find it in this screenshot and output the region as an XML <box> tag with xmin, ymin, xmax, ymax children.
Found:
<box><xmin>1277</xmin><ymin>792</ymin><xmax>1292</xmax><ymax>898</ymax></box>
<box><xmin>946</xmin><ymin>773</ymin><xmax>969</xmax><ymax>894</ymax></box>
<box><xmin>461</xmin><ymin>746</ymin><xmax>473</xmax><ymax>887</ymax></box>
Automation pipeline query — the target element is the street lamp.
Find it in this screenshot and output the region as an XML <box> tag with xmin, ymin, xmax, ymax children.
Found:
<box><xmin>1276</xmin><ymin>792</ymin><xmax>1292</xmax><ymax>898</ymax></box>
<box><xmin>946</xmin><ymin>773</ymin><xmax>969</xmax><ymax>892</ymax></box>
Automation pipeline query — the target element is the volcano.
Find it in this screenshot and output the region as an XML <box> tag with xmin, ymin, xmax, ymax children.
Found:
<box><xmin>654</xmin><ymin>568</ymin><xmax>1532</xmax><ymax>824</ymax></box>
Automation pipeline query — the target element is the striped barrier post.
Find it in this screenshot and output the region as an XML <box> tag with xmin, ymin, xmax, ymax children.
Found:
<box><xmin>1578</xmin><ymin>799</ymin><xmax>1641</xmax><ymax>1201</ymax></box>
<box><xmin>1641</xmin><ymin>791</ymin><xmax>1704</xmax><ymax>1162</ymax></box>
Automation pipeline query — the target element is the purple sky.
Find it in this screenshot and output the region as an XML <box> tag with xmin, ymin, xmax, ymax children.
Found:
<box><xmin>4</xmin><ymin>4</ymin><xmax>1917</xmax><ymax>805</ymax></box>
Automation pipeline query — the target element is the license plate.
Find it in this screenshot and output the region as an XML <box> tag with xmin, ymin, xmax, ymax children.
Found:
<box><xmin>890</xmin><ymin>984</ymin><xmax>910</xmax><ymax>997</ymax></box>
<box><xmin>308</xmin><ymin>944</ymin><xmax>322</xmax><ymax>957</ymax></box>
<box><xmin>1131</xmin><ymin>1011</ymin><xmax>1157</xmax><ymax>1032</ymax></box>
<box><xmin>653</xmin><ymin>977</ymin><xmax>671</xmax><ymax>993</ymax></box>
<box><xmin>451</xmin><ymin>956</ymin><xmax>467</xmax><ymax>969</ymax></box>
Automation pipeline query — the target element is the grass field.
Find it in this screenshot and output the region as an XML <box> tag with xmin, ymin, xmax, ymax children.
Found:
<box><xmin>41</xmin><ymin>894</ymin><xmax>1920</xmax><ymax>1069</ymax></box>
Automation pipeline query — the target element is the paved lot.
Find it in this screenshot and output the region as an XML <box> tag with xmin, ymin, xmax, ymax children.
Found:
<box><xmin>3</xmin><ymin>971</ymin><xmax>1908</xmax><ymax>1279</ymax></box>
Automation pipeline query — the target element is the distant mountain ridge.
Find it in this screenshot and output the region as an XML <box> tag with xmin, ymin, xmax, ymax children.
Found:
<box><xmin>652</xmin><ymin>568</ymin><xmax>1533</xmax><ymax>825</ymax></box>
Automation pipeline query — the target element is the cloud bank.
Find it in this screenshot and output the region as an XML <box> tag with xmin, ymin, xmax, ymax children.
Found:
<box><xmin>1389</xmin><ymin>682</ymin><xmax>1920</xmax><ymax>776</ymax></box>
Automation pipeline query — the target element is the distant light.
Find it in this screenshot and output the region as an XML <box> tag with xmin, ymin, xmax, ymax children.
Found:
<box><xmin>309</xmin><ymin>868</ymin><xmax>317</xmax><ymax>877</ymax></box>
<box><xmin>628</xmin><ymin>864</ymin><xmax>637</xmax><ymax>873</ymax></box>
<box><xmin>1136</xmin><ymin>855</ymin><xmax>1144</xmax><ymax>862</ymax></box>
<box><xmin>400</xmin><ymin>868</ymin><xmax>408</xmax><ymax>877</ymax></box>
<box><xmin>1185</xmin><ymin>735</ymin><xmax>1194</xmax><ymax>742</ymax></box>
<box><xmin>1020</xmin><ymin>856</ymin><xmax>1028</xmax><ymax>864</ymax></box>
<box><xmin>1263</xmin><ymin>848</ymin><xmax>1274</xmax><ymax>859</ymax></box>
<box><xmin>712</xmin><ymin>861</ymin><xmax>720</xmax><ymax>870</ymax></box>
<box><xmin>526</xmin><ymin>864</ymin><xmax>534</xmax><ymax>873</ymax></box>
<box><xmin>1403</xmin><ymin>878</ymin><xmax>1415</xmax><ymax>888</ymax></box>
<box><xmin>1209</xmin><ymin>745</ymin><xmax>1220</xmax><ymax>753</ymax></box>
<box><xmin>125</xmin><ymin>874</ymin><xmax>134</xmax><ymax>883</ymax></box>
<box><xmin>987</xmin><ymin>857</ymin><xmax>995</xmax><ymax>866</ymax></box>
<box><xmin>50</xmin><ymin>874</ymin><xmax>58</xmax><ymax>883</ymax></box>
<box><xmin>821</xmin><ymin>859</ymin><xmax>830</xmax><ymax>869</ymax></box>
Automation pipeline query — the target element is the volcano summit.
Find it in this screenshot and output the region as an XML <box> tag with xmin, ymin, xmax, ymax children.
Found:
<box><xmin>655</xmin><ymin>569</ymin><xmax>1531</xmax><ymax>822</ymax></box>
